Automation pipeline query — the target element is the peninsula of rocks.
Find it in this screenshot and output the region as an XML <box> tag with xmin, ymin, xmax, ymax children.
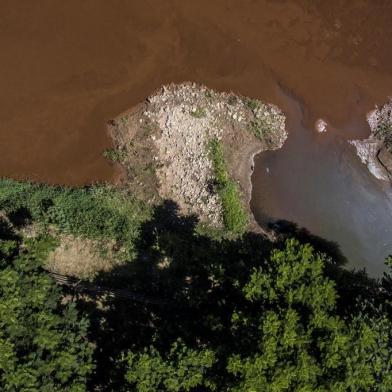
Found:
<box><xmin>108</xmin><ymin>83</ymin><xmax>287</xmax><ymax>234</ymax></box>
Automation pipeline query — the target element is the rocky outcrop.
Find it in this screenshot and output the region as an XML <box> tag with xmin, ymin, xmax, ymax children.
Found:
<box><xmin>350</xmin><ymin>99</ymin><xmax>392</xmax><ymax>182</ymax></box>
<box><xmin>108</xmin><ymin>83</ymin><xmax>287</xmax><ymax>229</ymax></box>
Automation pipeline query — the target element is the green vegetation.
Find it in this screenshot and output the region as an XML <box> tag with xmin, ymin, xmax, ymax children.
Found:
<box><xmin>227</xmin><ymin>95</ymin><xmax>238</xmax><ymax>106</ymax></box>
<box><xmin>243</xmin><ymin>97</ymin><xmax>270</xmax><ymax>140</ymax></box>
<box><xmin>123</xmin><ymin>340</ymin><xmax>215</xmax><ymax>391</ymax></box>
<box><xmin>248</xmin><ymin>117</ymin><xmax>270</xmax><ymax>140</ymax></box>
<box><xmin>243</xmin><ymin>97</ymin><xmax>259</xmax><ymax>112</ymax></box>
<box><xmin>190</xmin><ymin>107</ymin><xmax>206</xmax><ymax>118</ymax></box>
<box><xmin>0</xmin><ymin>231</ymin><xmax>93</xmax><ymax>391</ymax></box>
<box><xmin>1</xmin><ymin>177</ymin><xmax>392</xmax><ymax>391</ymax></box>
<box><xmin>0</xmin><ymin>178</ymin><xmax>150</xmax><ymax>262</ymax></box>
<box><xmin>103</xmin><ymin>147</ymin><xmax>127</xmax><ymax>163</ymax></box>
<box><xmin>208</xmin><ymin>139</ymin><xmax>248</xmax><ymax>235</ymax></box>
<box><xmin>227</xmin><ymin>240</ymin><xmax>392</xmax><ymax>391</ymax></box>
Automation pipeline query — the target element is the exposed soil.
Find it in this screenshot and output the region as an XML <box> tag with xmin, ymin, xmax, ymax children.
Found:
<box><xmin>45</xmin><ymin>234</ymin><xmax>117</xmax><ymax>279</ymax></box>
<box><xmin>108</xmin><ymin>83</ymin><xmax>286</xmax><ymax>229</ymax></box>
<box><xmin>1</xmin><ymin>0</ymin><xmax>392</xmax><ymax>184</ymax></box>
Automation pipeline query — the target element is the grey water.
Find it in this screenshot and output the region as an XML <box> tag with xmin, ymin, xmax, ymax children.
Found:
<box><xmin>251</xmin><ymin>89</ymin><xmax>392</xmax><ymax>277</ymax></box>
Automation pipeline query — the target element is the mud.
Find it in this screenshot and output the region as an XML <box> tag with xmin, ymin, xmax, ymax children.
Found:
<box><xmin>1</xmin><ymin>0</ymin><xmax>392</xmax><ymax>184</ymax></box>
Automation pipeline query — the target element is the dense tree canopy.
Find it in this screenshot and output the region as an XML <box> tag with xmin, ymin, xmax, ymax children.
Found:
<box><xmin>227</xmin><ymin>240</ymin><xmax>392</xmax><ymax>391</ymax></box>
<box><xmin>0</xmin><ymin>227</ymin><xmax>93</xmax><ymax>391</ymax></box>
<box><xmin>0</xmin><ymin>180</ymin><xmax>392</xmax><ymax>391</ymax></box>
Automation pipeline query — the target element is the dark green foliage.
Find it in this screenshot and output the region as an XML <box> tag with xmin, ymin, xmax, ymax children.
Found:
<box><xmin>0</xmin><ymin>229</ymin><xmax>93</xmax><ymax>391</ymax></box>
<box><xmin>0</xmin><ymin>178</ymin><xmax>150</xmax><ymax>260</ymax></box>
<box><xmin>208</xmin><ymin>139</ymin><xmax>248</xmax><ymax>235</ymax></box>
<box><xmin>123</xmin><ymin>340</ymin><xmax>216</xmax><ymax>392</ymax></box>
<box><xmin>84</xmin><ymin>201</ymin><xmax>392</xmax><ymax>391</ymax></box>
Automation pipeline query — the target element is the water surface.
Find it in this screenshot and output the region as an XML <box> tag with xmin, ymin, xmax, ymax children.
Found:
<box><xmin>1</xmin><ymin>0</ymin><xmax>392</xmax><ymax>183</ymax></box>
<box><xmin>251</xmin><ymin>89</ymin><xmax>392</xmax><ymax>276</ymax></box>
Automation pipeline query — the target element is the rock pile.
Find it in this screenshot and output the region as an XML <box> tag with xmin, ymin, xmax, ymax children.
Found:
<box><xmin>109</xmin><ymin>83</ymin><xmax>287</xmax><ymax>228</ymax></box>
<box><xmin>350</xmin><ymin>99</ymin><xmax>392</xmax><ymax>182</ymax></box>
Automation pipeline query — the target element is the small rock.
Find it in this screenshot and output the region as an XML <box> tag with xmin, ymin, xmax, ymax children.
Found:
<box><xmin>315</xmin><ymin>119</ymin><xmax>327</xmax><ymax>133</ymax></box>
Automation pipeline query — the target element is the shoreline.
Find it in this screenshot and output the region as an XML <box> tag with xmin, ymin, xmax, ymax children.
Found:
<box><xmin>350</xmin><ymin>99</ymin><xmax>392</xmax><ymax>183</ymax></box>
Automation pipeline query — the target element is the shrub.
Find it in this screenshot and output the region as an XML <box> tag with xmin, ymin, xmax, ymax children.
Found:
<box><xmin>208</xmin><ymin>139</ymin><xmax>248</xmax><ymax>235</ymax></box>
<box><xmin>0</xmin><ymin>179</ymin><xmax>151</xmax><ymax>260</ymax></box>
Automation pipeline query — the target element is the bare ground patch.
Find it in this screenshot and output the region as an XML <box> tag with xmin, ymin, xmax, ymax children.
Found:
<box><xmin>45</xmin><ymin>234</ymin><xmax>119</xmax><ymax>279</ymax></box>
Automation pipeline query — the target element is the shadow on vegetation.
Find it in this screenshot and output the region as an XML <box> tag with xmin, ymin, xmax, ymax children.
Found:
<box><xmin>64</xmin><ymin>201</ymin><xmax>384</xmax><ymax>390</ymax></box>
<box><xmin>7</xmin><ymin>207</ymin><xmax>32</xmax><ymax>229</ymax></box>
<box><xmin>4</xmin><ymin>197</ymin><xmax>385</xmax><ymax>390</ymax></box>
<box><xmin>78</xmin><ymin>200</ymin><xmax>274</xmax><ymax>389</ymax></box>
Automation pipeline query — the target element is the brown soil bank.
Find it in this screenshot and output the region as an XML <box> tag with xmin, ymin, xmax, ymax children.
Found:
<box><xmin>1</xmin><ymin>1</ymin><xmax>392</xmax><ymax>184</ymax></box>
<box><xmin>108</xmin><ymin>83</ymin><xmax>286</xmax><ymax>231</ymax></box>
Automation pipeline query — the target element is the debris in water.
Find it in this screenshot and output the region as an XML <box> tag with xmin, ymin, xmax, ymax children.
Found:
<box><xmin>315</xmin><ymin>119</ymin><xmax>327</xmax><ymax>133</ymax></box>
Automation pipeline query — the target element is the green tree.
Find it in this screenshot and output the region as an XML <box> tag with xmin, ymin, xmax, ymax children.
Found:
<box><xmin>0</xmin><ymin>233</ymin><xmax>94</xmax><ymax>391</ymax></box>
<box><xmin>227</xmin><ymin>239</ymin><xmax>392</xmax><ymax>392</ymax></box>
<box><xmin>123</xmin><ymin>340</ymin><xmax>216</xmax><ymax>392</ymax></box>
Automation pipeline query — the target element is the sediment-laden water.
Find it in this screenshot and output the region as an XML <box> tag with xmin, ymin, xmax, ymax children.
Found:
<box><xmin>1</xmin><ymin>0</ymin><xmax>392</xmax><ymax>184</ymax></box>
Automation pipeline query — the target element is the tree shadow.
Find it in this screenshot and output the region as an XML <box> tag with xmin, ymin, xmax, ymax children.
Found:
<box><xmin>269</xmin><ymin>219</ymin><xmax>348</xmax><ymax>267</ymax></box>
<box><xmin>7</xmin><ymin>207</ymin><xmax>32</xmax><ymax>229</ymax></box>
<box><xmin>72</xmin><ymin>203</ymin><xmax>378</xmax><ymax>390</ymax></box>
<box><xmin>81</xmin><ymin>200</ymin><xmax>272</xmax><ymax>389</ymax></box>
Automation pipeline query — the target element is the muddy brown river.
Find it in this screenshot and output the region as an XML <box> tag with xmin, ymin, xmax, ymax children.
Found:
<box><xmin>1</xmin><ymin>0</ymin><xmax>392</xmax><ymax>274</ymax></box>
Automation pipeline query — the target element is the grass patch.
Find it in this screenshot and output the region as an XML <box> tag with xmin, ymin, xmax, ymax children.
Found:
<box><xmin>243</xmin><ymin>98</ymin><xmax>269</xmax><ymax>140</ymax></box>
<box><xmin>248</xmin><ymin>118</ymin><xmax>269</xmax><ymax>140</ymax></box>
<box><xmin>0</xmin><ymin>178</ymin><xmax>151</xmax><ymax>262</ymax></box>
<box><xmin>243</xmin><ymin>97</ymin><xmax>259</xmax><ymax>112</ymax></box>
<box><xmin>208</xmin><ymin>139</ymin><xmax>248</xmax><ymax>235</ymax></box>
<box><xmin>190</xmin><ymin>107</ymin><xmax>206</xmax><ymax>118</ymax></box>
<box><xmin>103</xmin><ymin>147</ymin><xmax>127</xmax><ymax>163</ymax></box>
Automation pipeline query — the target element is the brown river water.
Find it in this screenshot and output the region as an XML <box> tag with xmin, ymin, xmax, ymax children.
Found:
<box><xmin>1</xmin><ymin>0</ymin><xmax>392</xmax><ymax>274</ymax></box>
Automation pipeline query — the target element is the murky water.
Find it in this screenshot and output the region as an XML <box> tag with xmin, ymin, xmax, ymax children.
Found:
<box><xmin>1</xmin><ymin>0</ymin><xmax>392</xmax><ymax>184</ymax></box>
<box><xmin>252</xmin><ymin>88</ymin><xmax>392</xmax><ymax>276</ymax></box>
